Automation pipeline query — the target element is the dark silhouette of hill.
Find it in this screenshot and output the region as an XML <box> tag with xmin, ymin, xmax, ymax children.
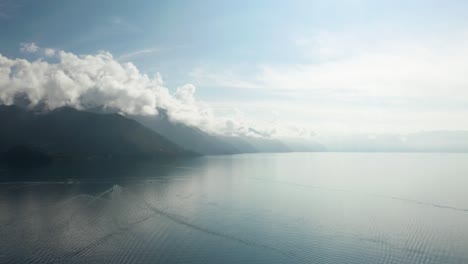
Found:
<box><xmin>2</xmin><ymin>145</ymin><xmax>53</xmax><ymax>167</ymax></box>
<box><xmin>0</xmin><ymin>105</ymin><xmax>191</xmax><ymax>162</ymax></box>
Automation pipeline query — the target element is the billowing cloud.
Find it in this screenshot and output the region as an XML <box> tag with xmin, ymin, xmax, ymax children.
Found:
<box><xmin>1</xmin><ymin>49</ymin><xmax>160</xmax><ymax>115</ymax></box>
<box><xmin>1</xmin><ymin>43</ymin><xmax>306</xmax><ymax>138</ymax></box>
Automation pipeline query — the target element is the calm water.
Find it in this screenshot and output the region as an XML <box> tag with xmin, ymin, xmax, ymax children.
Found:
<box><xmin>1</xmin><ymin>153</ymin><xmax>468</xmax><ymax>264</ymax></box>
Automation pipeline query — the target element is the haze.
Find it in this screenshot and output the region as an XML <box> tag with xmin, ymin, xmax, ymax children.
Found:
<box><xmin>1</xmin><ymin>0</ymin><xmax>468</xmax><ymax>147</ymax></box>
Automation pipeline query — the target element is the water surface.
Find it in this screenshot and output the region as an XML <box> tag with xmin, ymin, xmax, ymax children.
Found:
<box><xmin>1</xmin><ymin>153</ymin><xmax>468</xmax><ymax>263</ymax></box>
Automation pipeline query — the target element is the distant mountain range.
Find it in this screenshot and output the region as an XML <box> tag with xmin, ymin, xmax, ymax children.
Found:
<box><xmin>134</xmin><ymin>111</ymin><xmax>243</xmax><ymax>155</ymax></box>
<box><xmin>133</xmin><ymin>109</ymin><xmax>294</xmax><ymax>155</ymax></box>
<box><xmin>2</xmin><ymin>104</ymin><xmax>466</xmax><ymax>166</ymax></box>
<box><xmin>0</xmin><ymin>105</ymin><xmax>323</xmax><ymax>165</ymax></box>
<box><xmin>321</xmin><ymin>132</ymin><xmax>468</xmax><ymax>152</ymax></box>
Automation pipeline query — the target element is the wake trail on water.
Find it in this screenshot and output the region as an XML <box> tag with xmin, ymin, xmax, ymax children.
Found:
<box><xmin>247</xmin><ymin>177</ymin><xmax>468</xmax><ymax>213</ymax></box>
<box><xmin>17</xmin><ymin>185</ymin><xmax>297</xmax><ymax>263</ymax></box>
<box><xmin>116</xmin><ymin>185</ymin><xmax>298</xmax><ymax>259</ymax></box>
<box><xmin>54</xmin><ymin>212</ymin><xmax>158</xmax><ymax>263</ymax></box>
<box><xmin>141</xmin><ymin>199</ymin><xmax>294</xmax><ymax>258</ymax></box>
<box><xmin>2</xmin><ymin>180</ymin><xmax>468</xmax><ymax>264</ymax></box>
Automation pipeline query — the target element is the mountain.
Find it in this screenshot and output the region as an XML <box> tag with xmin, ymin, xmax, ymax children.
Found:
<box><xmin>133</xmin><ymin>111</ymin><xmax>256</xmax><ymax>155</ymax></box>
<box><xmin>216</xmin><ymin>135</ymin><xmax>258</xmax><ymax>153</ymax></box>
<box><xmin>321</xmin><ymin>131</ymin><xmax>468</xmax><ymax>152</ymax></box>
<box><xmin>241</xmin><ymin>136</ymin><xmax>290</xmax><ymax>153</ymax></box>
<box><xmin>134</xmin><ymin>110</ymin><xmax>300</xmax><ymax>155</ymax></box>
<box><xmin>0</xmin><ymin>105</ymin><xmax>191</xmax><ymax>162</ymax></box>
<box><xmin>404</xmin><ymin>131</ymin><xmax>468</xmax><ymax>152</ymax></box>
<box><xmin>280</xmin><ymin>138</ymin><xmax>327</xmax><ymax>152</ymax></box>
<box><xmin>132</xmin><ymin>110</ymin><xmax>298</xmax><ymax>154</ymax></box>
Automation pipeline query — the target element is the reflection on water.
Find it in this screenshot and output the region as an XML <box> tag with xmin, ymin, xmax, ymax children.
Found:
<box><xmin>1</xmin><ymin>153</ymin><xmax>468</xmax><ymax>264</ymax></box>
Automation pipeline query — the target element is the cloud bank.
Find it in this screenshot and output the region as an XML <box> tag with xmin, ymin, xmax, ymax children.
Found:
<box><xmin>189</xmin><ymin>30</ymin><xmax>468</xmax><ymax>134</ymax></box>
<box><xmin>0</xmin><ymin>43</ymin><xmax>278</xmax><ymax>137</ymax></box>
<box><xmin>193</xmin><ymin>31</ymin><xmax>468</xmax><ymax>99</ymax></box>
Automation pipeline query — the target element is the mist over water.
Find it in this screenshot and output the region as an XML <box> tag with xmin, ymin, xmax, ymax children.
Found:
<box><xmin>1</xmin><ymin>153</ymin><xmax>468</xmax><ymax>264</ymax></box>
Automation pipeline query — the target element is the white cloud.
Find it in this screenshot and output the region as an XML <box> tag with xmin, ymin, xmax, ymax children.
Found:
<box><xmin>1</xmin><ymin>50</ymin><xmax>159</xmax><ymax>115</ymax></box>
<box><xmin>194</xmin><ymin>30</ymin><xmax>468</xmax><ymax>100</ymax></box>
<box><xmin>43</xmin><ymin>48</ymin><xmax>56</xmax><ymax>57</ymax></box>
<box><xmin>19</xmin><ymin>42</ymin><xmax>39</xmax><ymax>53</ymax></box>
<box><xmin>19</xmin><ymin>43</ymin><xmax>57</xmax><ymax>57</ymax></box>
<box><xmin>0</xmin><ymin>46</ymin><xmax>296</xmax><ymax>138</ymax></box>
<box><xmin>188</xmin><ymin>30</ymin><xmax>468</xmax><ymax>134</ymax></box>
<box><xmin>257</xmin><ymin>42</ymin><xmax>468</xmax><ymax>99</ymax></box>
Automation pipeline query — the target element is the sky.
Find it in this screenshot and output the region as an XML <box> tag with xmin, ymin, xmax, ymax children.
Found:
<box><xmin>1</xmin><ymin>0</ymin><xmax>468</xmax><ymax>138</ymax></box>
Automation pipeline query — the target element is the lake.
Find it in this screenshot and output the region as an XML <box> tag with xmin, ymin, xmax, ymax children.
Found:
<box><xmin>1</xmin><ymin>153</ymin><xmax>468</xmax><ymax>263</ymax></box>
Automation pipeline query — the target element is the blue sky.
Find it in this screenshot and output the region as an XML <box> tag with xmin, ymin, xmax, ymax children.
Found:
<box><xmin>1</xmin><ymin>0</ymin><xmax>468</xmax><ymax>136</ymax></box>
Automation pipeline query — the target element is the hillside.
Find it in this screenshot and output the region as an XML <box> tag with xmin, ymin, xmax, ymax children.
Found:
<box><xmin>133</xmin><ymin>110</ymin><xmax>254</xmax><ymax>155</ymax></box>
<box><xmin>0</xmin><ymin>106</ymin><xmax>191</xmax><ymax>161</ymax></box>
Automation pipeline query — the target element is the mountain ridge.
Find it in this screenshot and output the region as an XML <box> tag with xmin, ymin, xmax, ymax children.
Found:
<box><xmin>0</xmin><ymin>105</ymin><xmax>193</xmax><ymax>163</ymax></box>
